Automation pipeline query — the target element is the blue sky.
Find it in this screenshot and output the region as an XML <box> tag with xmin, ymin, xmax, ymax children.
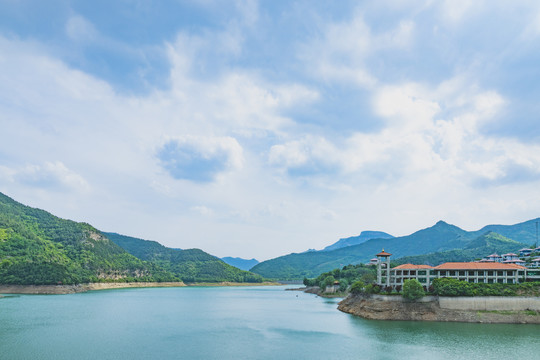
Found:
<box><xmin>1</xmin><ymin>0</ymin><xmax>540</xmax><ymax>260</ymax></box>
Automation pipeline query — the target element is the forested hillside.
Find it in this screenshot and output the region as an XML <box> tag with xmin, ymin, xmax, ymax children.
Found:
<box><xmin>394</xmin><ymin>232</ymin><xmax>524</xmax><ymax>266</ymax></box>
<box><xmin>106</xmin><ymin>233</ymin><xmax>264</xmax><ymax>283</ymax></box>
<box><xmin>0</xmin><ymin>193</ymin><xmax>176</xmax><ymax>285</ymax></box>
<box><xmin>251</xmin><ymin>220</ymin><xmax>535</xmax><ymax>280</ymax></box>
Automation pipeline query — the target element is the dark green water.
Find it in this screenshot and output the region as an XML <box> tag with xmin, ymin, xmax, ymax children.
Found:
<box><xmin>0</xmin><ymin>286</ymin><xmax>538</xmax><ymax>359</ymax></box>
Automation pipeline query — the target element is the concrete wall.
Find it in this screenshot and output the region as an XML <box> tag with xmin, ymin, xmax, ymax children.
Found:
<box><xmin>369</xmin><ymin>294</ymin><xmax>540</xmax><ymax>311</ymax></box>
<box><xmin>438</xmin><ymin>296</ymin><xmax>540</xmax><ymax>311</ymax></box>
<box><xmin>371</xmin><ymin>294</ymin><xmax>437</xmax><ymax>303</ymax></box>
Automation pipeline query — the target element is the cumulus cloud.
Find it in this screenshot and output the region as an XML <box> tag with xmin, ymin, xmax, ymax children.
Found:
<box><xmin>300</xmin><ymin>11</ymin><xmax>416</xmax><ymax>88</ymax></box>
<box><xmin>157</xmin><ymin>136</ymin><xmax>244</xmax><ymax>182</ymax></box>
<box><xmin>270</xmin><ymin>75</ymin><xmax>540</xmax><ymax>190</ymax></box>
<box><xmin>1</xmin><ymin>161</ymin><xmax>89</xmax><ymax>192</ymax></box>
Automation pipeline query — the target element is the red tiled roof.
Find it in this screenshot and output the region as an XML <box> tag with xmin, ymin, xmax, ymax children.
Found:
<box><xmin>434</xmin><ymin>262</ymin><xmax>527</xmax><ymax>270</ymax></box>
<box><xmin>393</xmin><ymin>264</ymin><xmax>433</xmax><ymax>270</ymax></box>
<box><xmin>376</xmin><ymin>249</ymin><xmax>392</xmax><ymax>257</ymax></box>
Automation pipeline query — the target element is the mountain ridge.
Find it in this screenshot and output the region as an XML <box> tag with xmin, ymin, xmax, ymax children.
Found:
<box><xmin>250</xmin><ymin>219</ymin><xmax>537</xmax><ymax>280</ymax></box>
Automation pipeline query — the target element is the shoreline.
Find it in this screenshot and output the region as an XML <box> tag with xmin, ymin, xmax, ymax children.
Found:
<box><xmin>338</xmin><ymin>294</ymin><xmax>540</xmax><ymax>324</ymax></box>
<box><xmin>185</xmin><ymin>281</ymin><xmax>280</xmax><ymax>287</ymax></box>
<box><xmin>0</xmin><ymin>281</ymin><xmax>280</xmax><ymax>295</ymax></box>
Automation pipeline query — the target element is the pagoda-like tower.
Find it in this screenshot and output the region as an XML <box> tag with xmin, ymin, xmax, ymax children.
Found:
<box><xmin>376</xmin><ymin>249</ymin><xmax>392</xmax><ymax>286</ymax></box>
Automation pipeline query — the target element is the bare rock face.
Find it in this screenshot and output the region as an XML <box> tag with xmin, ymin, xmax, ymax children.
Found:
<box><xmin>337</xmin><ymin>294</ymin><xmax>540</xmax><ymax>324</ymax></box>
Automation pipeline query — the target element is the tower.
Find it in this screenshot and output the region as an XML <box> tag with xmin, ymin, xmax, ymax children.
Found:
<box><xmin>376</xmin><ymin>249</ymin><xmax>392</xmax><ymax>287</ymax></box>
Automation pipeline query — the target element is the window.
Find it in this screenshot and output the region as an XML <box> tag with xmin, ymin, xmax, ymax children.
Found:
<box><xmin>478</xmin><ymin>271</ymin><xmax>484</xmax><ymax>276</ymax></box>
<box><xmin>459</xmin><ymin>271</ymin><xmax>465</xmax><ymax>276</ymax></box>
<box><xmin>497</xmin><ymin>271</ymin><xmax>504</xmax><ymax>276</ymax></box>
<box><xmin>449</xmin><ymin>271</ymin><xmax>456</xmax><ymax>276</ymax></box>
<box><xmin>418</xmin><ymin>270</ymin><xmax>426</xmax><ymax>275</ymax></box>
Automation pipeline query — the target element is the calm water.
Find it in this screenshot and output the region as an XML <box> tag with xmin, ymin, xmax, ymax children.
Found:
<box><xmin>0</xmin><ymin>286</ymin><xmax>538</xmax><ymax>360</ymax></box>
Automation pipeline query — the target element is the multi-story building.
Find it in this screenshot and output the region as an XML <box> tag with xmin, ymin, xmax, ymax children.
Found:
<box><xmin>375</xmin><ymin>250</ymin><xmax>540</xmax><ymax>289</ymax></box>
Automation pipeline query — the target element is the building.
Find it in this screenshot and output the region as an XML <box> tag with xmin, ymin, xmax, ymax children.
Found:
<box><xmin>375</xmin><ymin>249</ymin><xmax>540</xmax><ymax>289</ymax></box>
<box><xmin>485</xmin><ymin>253</ymin><xmax>502</xmax><ymax>262</ymax></box>
<box><xmin>519</xmin><ymin>248</ymin><xmax>533</xmax><ymax>257</ymax></box>
<box><xmin>375</xmin><ymin>250</ymin><xmax>392</xmax><ymax>287</ymax></box>
<box><xmin>502</xmin><ymin>253</ymin><xmax>519</xmax><ymax>262</ymax></box>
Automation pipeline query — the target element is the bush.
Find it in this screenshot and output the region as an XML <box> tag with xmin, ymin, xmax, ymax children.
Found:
<box><xmin>339</xmin><ymin>279</ymin><xmax>349</xmax><ymax>292</ymax></box>
<box><xmin>350</xmin><ymin>280</ymin><xmax>365</xmax><ymax>294</ymax></box>
<box><xmin>403</xmin><ymin>279</ymin><xmax>425</xmax><ymax>300</ymax></box>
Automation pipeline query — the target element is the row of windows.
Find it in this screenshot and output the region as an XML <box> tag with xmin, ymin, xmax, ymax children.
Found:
<box><xmin>394</xmin><ymin>270</ymin><xmax>518</xmax><ymax>277</ymax></box>
<box><xmin>391</xmin><ymin>278</ymin><xmax>515</xmax><ymax>284</ymax></box>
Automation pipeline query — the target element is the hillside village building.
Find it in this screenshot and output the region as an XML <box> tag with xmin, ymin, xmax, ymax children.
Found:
<box><xmin>375</xmin><ymin>250</ymin><xmax>540</xmax><ymax>289</ymax></box>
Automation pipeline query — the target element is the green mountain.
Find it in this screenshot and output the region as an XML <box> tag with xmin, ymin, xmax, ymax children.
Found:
<box><xmin>0</xmin><ymin>192</ymin><xmax>176</xmax><ymax>285</ymax></box>
<box><xmin>321</xmin><ymin>231</ymin><xmax>394</xmax><ymax>252</ymax></box>
<box><xmin>474</xmin><ymin>219</ymin><xmax>540</xmax><ymax>245</ymax></box>
<box><xmin>251</xmin><ymin>220</ymin><xmax>533</xmax><ymax>280</ymax></box>
<box><xmin>105</xmin><ymin>233</ymin><xmax>264</xmax><ymax>283</ymax></box>
<box><xmin>394</xmin><ymin>232</ymin><xmax>524</xmax><ymax>266</ymax></box>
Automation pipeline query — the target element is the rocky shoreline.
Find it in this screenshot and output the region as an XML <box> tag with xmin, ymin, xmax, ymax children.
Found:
<box><xmin>338</xmin><ymin>294</ymin><xmax>540</xmax><ymax>324</ymax></box>
<box><xmin>0</xmin><ymin>281</ymin><xmax>282</xmax><ymax>295</ymax></box>
<box><xmin>0</xmin><ymin>282</ymin><xmax>188</xmax><ymax>295</ymax></box>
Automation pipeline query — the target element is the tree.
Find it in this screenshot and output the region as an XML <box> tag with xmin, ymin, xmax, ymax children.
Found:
<box><xmin>350</xmin><ymin>280</ymin><xmax>365</xmax><ymax>294</ymax></box>
<box><xmin>339</xmin><ymin>278</ymin><xmax>349</xmax><ymax>292</ymax></box>
<box><xmin>403</xmin><ymin>279</ymin><xmax>425</xmax><ymax>300</ymax></box>
<box><xmin>321</xmin><ymin>275</ymin><xmax>336</xmax><ymax>290</ymax></box>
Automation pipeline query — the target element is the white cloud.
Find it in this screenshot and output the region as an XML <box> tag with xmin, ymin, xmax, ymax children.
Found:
<box><xmin>157</xmin><ymin>135</ymin><xmax>244</xmax><ymax>182</ymax></box>
<box><xmin>66</xmin><ymin>15</ymin><xmax>98</xmax><ymax>42</ymax></box>
<box><xmin>3</xmin><ymin>161</ymin><xmax>90</xmax><ymax>192</ymax></box>
<box><xmin>300</xmin><ymin>12</ymin><xmax>416</xmax><ymax>88</ymax></box>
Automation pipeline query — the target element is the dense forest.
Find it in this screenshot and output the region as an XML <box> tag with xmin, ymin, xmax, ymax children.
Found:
<box><xmin>0</xmin><ymin>193</ymin><xmax>176</xmax><ymax>285</ymax></box>
<box><xmin>0</xmin><ymin>192</ymin><xmax>263</xmax><ymax>285</ymax></box>
<box><xmin>303</xmin><ymin>263</ymin><xmax>376</xmax><ymax>292</ymax></box>
<box><xmin>106</xmin><ymin>233</ymin><xmax>264</xmax><ymax>283</ymax></box>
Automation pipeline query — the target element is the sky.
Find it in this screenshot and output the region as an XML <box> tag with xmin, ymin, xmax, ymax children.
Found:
<box><xmin>1</xmin><ymin>0</ymin><xmax>540</xmax><ymax>261</ymax></box>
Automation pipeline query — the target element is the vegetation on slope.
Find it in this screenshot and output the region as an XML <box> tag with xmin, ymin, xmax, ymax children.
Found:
<box><xmin>105</xmin><ymin>233</ymin><xmax>264</xmax><ymax>283</ymax></box>
<box><xmin>302</xmin><ymin>263</ymin><xmax>376</xmax><ymax>292</ymax></box>
<box><xmin>251</xmin><ymin>221</ymin><xmax>475</xmax><ymax>279</ymax></box>
<box><xmin>0</xmin><ymin>193</ymin><xmax>176</xmax><ymax>285</ymax></box>
<box><xmin>321</xmin><ymin>231</ymin><xmax>394</xmax><ymax>252</ymax></box>
<box><xmin>251</xmin><ymin>220</ymin><xmax>536</xmax><ymax>280</ymax></box>
<box><xmin>394</xmin><ymin>232</ymin><xmax>524</xmax><ymax>266</ymax></box>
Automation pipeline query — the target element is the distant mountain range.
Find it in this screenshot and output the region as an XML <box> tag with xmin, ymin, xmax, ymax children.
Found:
<box><xmin>0</xmin><ymin>192</ymin><xmax>263</xmax><ymax>285</ymax></box>
<box><xmin>250</xmin><ymin>219</ymin><xmax>540</xmax><ymax>280</ymax></box>
<box><xmin>220</xmin><ymin>257</ymin><xmax>259</xmax><ymax>271</ymax></box>
<box><xmin>322</xmin><ymin>231</ymin><xmax>394</xmax><ymax>252</ymax></box>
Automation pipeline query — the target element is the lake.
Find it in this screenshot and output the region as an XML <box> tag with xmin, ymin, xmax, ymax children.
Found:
<box><xmin>1</xmin><ymin>285</ymin><xmax>538</xmax><ymax>359</ymax></box>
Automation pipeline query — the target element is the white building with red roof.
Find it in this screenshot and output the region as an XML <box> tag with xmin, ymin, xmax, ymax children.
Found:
<box><xmin>375</xmin><ymin>250</ymin><xmax>540</xmax><ymax>289</ymax></box>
